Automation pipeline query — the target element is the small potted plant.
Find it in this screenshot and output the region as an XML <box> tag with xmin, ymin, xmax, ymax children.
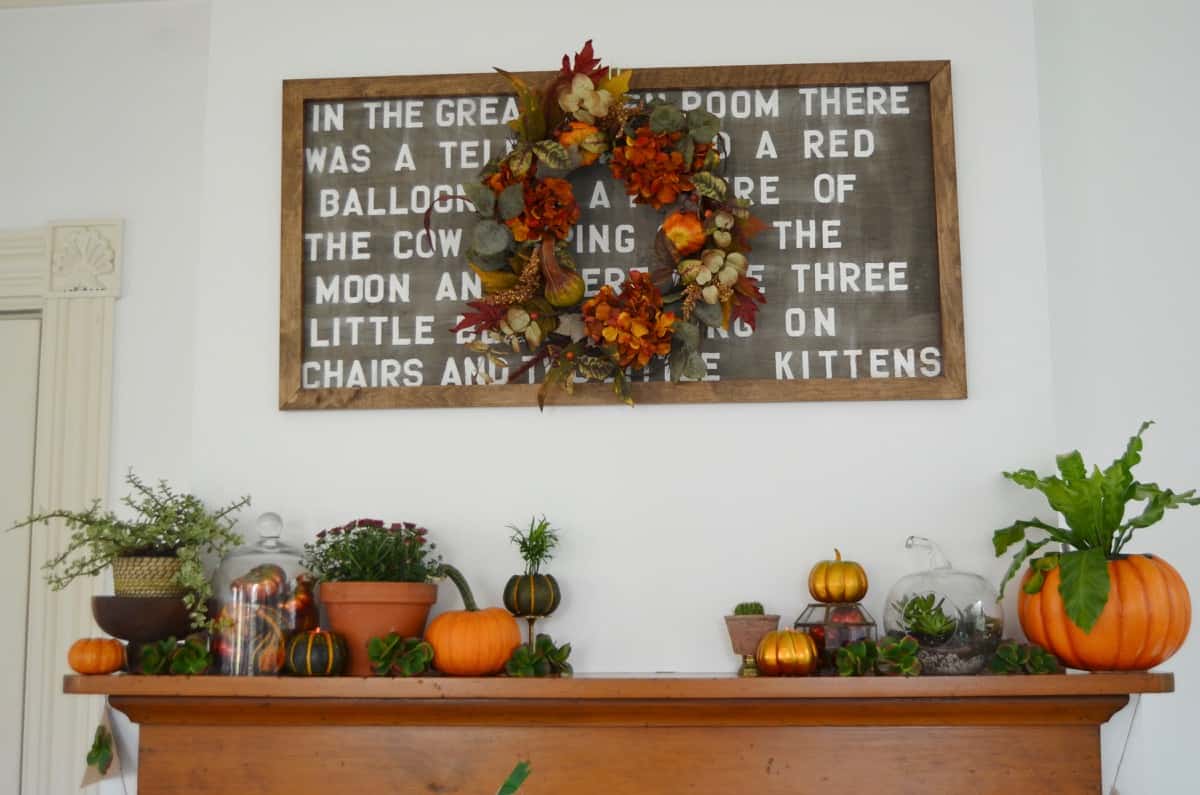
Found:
<box><xmin>724</xmin><ymin>602</ymin><xmax>780</xmax><ymax>677</ymax></box>
<box><xmin>502</xmin><ymin>516</ymin><xmax>562</xmax><ymax>644</ymax></box>
<box><xmin>10</xmin><ymin>471</ymin><xmax>248</xmax><ymax>632</ymax></box>
<box><xmin>994</xmin><ymin>421</ymin><xmax>1198</xmax><ymax>670</ymax></box>
<box><xmin>302</xmin><ymin>518</ymin><xmax>443</xmax><ymax>676</ymax></box>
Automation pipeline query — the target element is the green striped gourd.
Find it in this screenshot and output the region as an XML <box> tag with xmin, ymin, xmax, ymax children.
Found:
<box><xmin>503</xmin><ymin>573</ymin><xmax>561</xmax><ymax>618</ymax></box>
<box><xmin>286</xmin><ymin>629</ymin><xmax>347</xmax><ymax>676</ymax></box>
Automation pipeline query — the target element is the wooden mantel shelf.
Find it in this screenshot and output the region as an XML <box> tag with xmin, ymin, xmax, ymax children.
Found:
<box><xmin>66</xmin><ymin>672</ymin><xmax>1174</xmax><ymax>793</ymax></box>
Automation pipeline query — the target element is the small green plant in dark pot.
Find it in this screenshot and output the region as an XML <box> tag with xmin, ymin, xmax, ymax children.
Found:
<box><xmin>503</xmin><ymin>517</ymin><xmax>563</xmax><ymax>641</ymax></box>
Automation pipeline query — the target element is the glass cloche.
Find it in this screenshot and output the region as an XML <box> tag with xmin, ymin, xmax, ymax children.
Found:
<box><xmin>211</xmin><ymin>512</ymin><xmax>318</xmax><ymax>675</ymax></box>
<box><xmin>882</xmin><ymin>536</ymin><xmax>1003</xmax><ymax>675</ymax></box>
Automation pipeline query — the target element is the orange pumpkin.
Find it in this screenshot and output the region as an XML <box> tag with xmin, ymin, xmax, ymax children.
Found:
<box><xmin>808</xmin><ymin>549</ymin><xmax>869</xmax><ymax>603</ymax></box>
<box><xmin>755</xmin><ymin>629</ymin><xmax>819</xmax><ymax>676</ymax></box>
<box><xmin>68</xmin><ymin>638</ymin><xmax>125</xmax><ymax>675</ymax></box>
<box><xmin>424</xmin><ymin>565</ymin><xmax>521</xmax><ymax>676</ymax></box>
<box><xmin>1019</xmin><ymin>554</ymin><xmax>1191</xmax><ymax>670</ymax></box>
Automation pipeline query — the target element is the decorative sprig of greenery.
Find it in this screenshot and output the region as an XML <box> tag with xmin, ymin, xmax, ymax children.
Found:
<box><xmin>139</xmin><ymin>635</ymin><xmax>212</xmax><ymax>675</ymax></box>
<box><xmin>732</xmin><ymin>602</ymin><xmax>765</xmax><ymax>616</ymax></box>
<box><xmin>877</xmin><ymin>636</ymin><xmax>921</xmax><ymax>676</ymax></box>
<box><xmin>835</xmin><ymin>637</ymin><xmax>922</xmax><ymax>677</ymax></box>
<box><xmin>86</xmin><ymin>724</ymin><xmax>114</xmax><ymax>775</ymax></box>
<box><xmin>835</xmin><ymin>639</ymin><xmax>879</xmax><ymax>676</ymax></box>
<box><xmin>8</xmin><ymin>471</ymin><xmax>247</xmax><ymax>630</ymax></box>
<box><xmin>367</xmin><ymin>633</ymin><xmax>434</xmax><ymax>676</ymax></box>
<box><xmin>995</xmin><ymin>421</ymin><xmax>1200</xmax><ymax>631</ymax></box>
<box><xmin>989</xmin><ymin>641</ymin><xmax>1061</xmax><ymax>675</ymax></box>
<box><xmin>505</xmin><ymin>634</ymin><xmax>572</xmax><ymax>677</ymax></box>
<box><xmin>302</xmin><ymin>519</ymin><xmax>442</xmax><ymax>583</ymax></box>
<box><xmin>508</xmin><ymin>517</ymin><xmax>560</xmax><ymax>575</ymax></box>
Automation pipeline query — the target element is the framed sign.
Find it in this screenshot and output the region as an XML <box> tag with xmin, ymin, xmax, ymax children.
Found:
<box><xmin>280</xmin><ymin>60</ymin><xmax>963</xmax><ymax>409</ymax></box>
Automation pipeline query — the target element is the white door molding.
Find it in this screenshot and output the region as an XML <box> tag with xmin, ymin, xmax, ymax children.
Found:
<box><xmin>0</xmin><ymin>220</ymin><xmax>122</xmax><ymax>795</ymax></box>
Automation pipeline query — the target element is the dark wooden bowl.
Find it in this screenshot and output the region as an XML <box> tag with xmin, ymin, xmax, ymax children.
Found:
<box><xmin>92</xmin><ymin>595</ymin><xmax>193</xmax><ymax>643</ymax></box>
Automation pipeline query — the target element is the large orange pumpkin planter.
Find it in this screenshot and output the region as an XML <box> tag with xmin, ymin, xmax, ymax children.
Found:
<box><xmin>1019</xmin><ymin>556</ymin><xmax>1191</xmax><ymax>671</ymax></box>
<box><xmin>996</xmin><ymin>421</ymin><xmax>1199</xmax><ymax>671</ymax></box>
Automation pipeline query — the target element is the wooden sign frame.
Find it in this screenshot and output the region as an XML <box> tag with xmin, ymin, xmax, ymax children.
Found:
<box><xmin>280</xmin><ymin>60</ymin><xmax>964</xmax><ymax>410</ymax></box>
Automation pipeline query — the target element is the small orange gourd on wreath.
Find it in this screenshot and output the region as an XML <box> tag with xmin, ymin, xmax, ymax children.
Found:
<box><xmin>446</xmin><ymin>40</ymin><xmax>768</xmax><ymax>408</ymax></box>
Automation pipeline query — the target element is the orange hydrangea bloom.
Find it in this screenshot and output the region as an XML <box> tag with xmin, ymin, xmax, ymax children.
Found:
<box><xmin>508</xmin><ymin>177</ymin><xmax>580</xmax><ymax>242</ymax></box>
<box><xmin>662</xmin><ymin>211</ymin><xmax>705</xmax><ymax>255</ymax></box>
<box><xmin>609</xmin><ymin>126</ymin><xmax>694</xmax><ymax>209</ymax></box>
<box><xmin>581</xmin><ymin>271</ymin><xmax>676</xmax><ymax>369</ymax></box>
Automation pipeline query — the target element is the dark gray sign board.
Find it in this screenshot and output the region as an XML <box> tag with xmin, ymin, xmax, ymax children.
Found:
<box><xmin>280</xmin><ymin>61</ymin><xmax>964</xmax><ymax>409</ymax></box>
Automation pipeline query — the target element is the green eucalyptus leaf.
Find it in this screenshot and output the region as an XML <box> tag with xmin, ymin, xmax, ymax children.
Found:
<box><xmin>692</xmin><ymin>300</ymin><xmax>723</xmax><ymax>329</ymax></box>
<box><xmin>497</xmin><ymin>183</ymin><xmax>526</xmax><ymax>221</ymax></box>
<box><xmin>649</xmin><ymin>104</ymin><xmax>685</xmax><ymax>134</ymax></box>
<box><xmin>673</xmin><ymin>318</ymin><xmax>700</xmax><ymax>352</ymax></box>
<box><xmin>462</xmin><ymin>181</ymin><xmax>496</xmax><ymax>217</ymax></box>
<box><xmin>686</xmin><ymin>109</ymin><xmax>720</xmax><ymax>143</ymax></box>
<box><xmin>1058</xmin><ymin>547</ymin><xmax>1110</xmax><ymax>632</ymax></box>
<box><xmin>679</xmin><ymin>136</ymin><xmax>695</xmax><ymax>167</ymax></box>
<box><xmin>473</xmin><ymin>220</ymin><xmax>513</xmax><ymax>257</ymax></box>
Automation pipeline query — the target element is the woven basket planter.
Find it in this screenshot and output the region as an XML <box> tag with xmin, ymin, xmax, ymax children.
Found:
<box><xmin>112</xmin><ymin>555</ymin><xmax>186</xmax><ymax>598</ymax></box>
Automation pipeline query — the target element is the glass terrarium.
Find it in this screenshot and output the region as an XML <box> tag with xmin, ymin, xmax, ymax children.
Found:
<box><xmin>794</xmin><ymin>603</ymin><xmax>877</xmax><ymax>670</ymax></box>
<box><xmin>211</xmin><ymin>512</ymin><xmax>318</xmax><ymax>675</ymax></box>
<box><xmin>882</xmin><ymin>536</ymin><xmax>1003</xmax><ymax>675</ymax></box>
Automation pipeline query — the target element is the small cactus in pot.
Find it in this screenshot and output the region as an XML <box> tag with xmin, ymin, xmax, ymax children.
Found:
<box><xmin>724</xmin><ymin>601</ymin><xmax>780</xmax><ymax>677</ymax></box>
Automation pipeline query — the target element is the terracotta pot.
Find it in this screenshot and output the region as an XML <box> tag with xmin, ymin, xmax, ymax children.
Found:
<box><xmin>725</xmin><ymin>614</ymin><xmax>781</xmax><ymax>675</ymax></box>
<box><xmin>319</xmin><ymin>581</ymin><xmax>438</xmax><ymax>676</ymax></box>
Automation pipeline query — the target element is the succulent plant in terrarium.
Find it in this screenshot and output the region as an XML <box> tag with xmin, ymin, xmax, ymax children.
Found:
<box><xmin>883</xmin><ymin>536</ymin><xmax>1004</xmax><ymax>675</ymax></box>
<box><xmin>893</xmin><ymin>593</ymin><xmax>958</xmax><ymax>644</ymax></box>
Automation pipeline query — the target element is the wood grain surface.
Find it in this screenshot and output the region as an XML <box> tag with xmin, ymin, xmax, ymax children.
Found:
<box><xmin>67</xmin><ymin>673</ymin><xmax>1170</xmax><ymax>794</ymax></box>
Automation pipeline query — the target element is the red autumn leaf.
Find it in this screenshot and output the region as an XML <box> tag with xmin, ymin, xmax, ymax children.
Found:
<box><xmin>730</xmin><ymin>275</ymin><xmax>766</xmax><ymax>330</ymax></box>
<box><xmin>734</xmin><ymin>213</ymin><xmax>770</xmax><ymax>251</ymax></box>
<box><xmin>559</xmin><ymin>39</ymin><xmax>606</xmax><ymax>82</ymax></box>
<box><xmin>450</xmin><ymin>300</ymin><xmax>506</xmax><ymax>334</ymax></box>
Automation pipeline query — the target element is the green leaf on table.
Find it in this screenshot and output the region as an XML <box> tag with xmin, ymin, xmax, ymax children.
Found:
<box><xmin>1058</xmin><ymin>547</ymin><xmax>1110</xmax><ymax>632</ymax></box>
<box><xmin>496</xmin><ymin>760</ymin><xmax>532</xmax><ymax>795</ymax></box>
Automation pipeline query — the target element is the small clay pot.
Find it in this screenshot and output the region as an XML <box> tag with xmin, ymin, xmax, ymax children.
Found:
<box><xmin>319</xmin><ymin>582</ymin><xmax>438</xmax><ymax>676</ymax></box>
<box><xmin>725</xmin><ymin>615</ymin><xmax>781</xmax><ymax>656</ymax></box>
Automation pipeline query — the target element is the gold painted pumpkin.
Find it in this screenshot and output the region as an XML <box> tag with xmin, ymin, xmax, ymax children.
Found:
<box><xmin>755</xmin><ymin>629</ymin><xmax>819</xmax><ymax>676</ymax></box>
<box><xmin>808</xmin><ymin>549</ymin><xmax>869</xmax><ymax>603</ymax></box>
<box><xmin>1019</xmin><ymin>554</ymin><xmax>1191</xmax><ymax>670</ymax></box>
<box><xmin>424</xmin><ymin>565</ymin><xmax>521</xmax><ymax>676</ymax></box>
<box><xmin>68</xmin><ymin>638</ymin><xmax>125</xmax><ymax>675</ymax></box>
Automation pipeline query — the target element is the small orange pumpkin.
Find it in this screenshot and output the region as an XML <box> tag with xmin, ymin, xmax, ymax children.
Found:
<box><xmin>68</xmin><ymin>638</ymin><xmax>125</xmax><ymax>675</ymax></box>
<box><xmin>808</xmin><ymin>549</ymin><xmax>869</xmax><ymax>603</ymax></box>
<box><xmin>1019</xmin><ymin>554</ymin><xmax>1191</xmax><ymax>671</ymax></box>
<box><xmin>662</xmin><ymin>211</ymin><xmax>706</xmax><ymax>255</ymax></box>
<box><xmin>755</xmin><ymin>629</ymin><xmax>819</xmax><ymax>676</ymax></box>
<box><xmin>424</xmin><ymin>565</ymin><xmax>521</xmax><ymax>676</ymax></box>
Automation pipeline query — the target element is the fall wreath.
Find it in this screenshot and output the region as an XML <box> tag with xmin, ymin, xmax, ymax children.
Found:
<box><xmin>449</xmin><ymin>41</ymin><xmax>767</xmax><ymax>406</ymax></box>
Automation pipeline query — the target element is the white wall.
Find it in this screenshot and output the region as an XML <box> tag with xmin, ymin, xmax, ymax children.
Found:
<box><xmin>1035</xmin><ymin>1</ymin><xmax>1200</xmax><ymax>792</ymax></box>
<box><xmin>194</xmin><ymin>0</ymin><xmax>1054</xmax><ymax>668</ymax></box>
<box><xmin>0</xmin><ymin>2</ymin><xmax>210</xmax><ymax>791</ymax></box>
<box><xmin>9</xmin><ymin>1</ymin><xmax>1196</xmax><ymax>793</ymax></box>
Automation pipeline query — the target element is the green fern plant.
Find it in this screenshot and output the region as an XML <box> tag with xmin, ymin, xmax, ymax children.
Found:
<box><xmin>508</xmin><ymin>516</ymin><xmax>560</xmax><ymax>575</ymax></box>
